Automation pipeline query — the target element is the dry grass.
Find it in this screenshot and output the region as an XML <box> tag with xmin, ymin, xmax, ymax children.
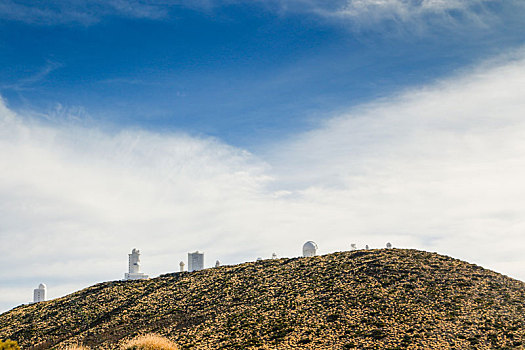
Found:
<box><xmin>63</xmin><ymin>346</ymin><xmax>90</xmax><ymax>350</ymax></box>
<box><xmin>122</xmin><ymin>334</ymin><xmax>178</xmax><ymax>350</ymax></box>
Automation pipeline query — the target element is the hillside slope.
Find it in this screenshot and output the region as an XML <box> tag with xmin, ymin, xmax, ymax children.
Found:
<box><xmin>1</xmin><ymin>249</ymin><xmax>525</xmax><ymax>349</ymax></box>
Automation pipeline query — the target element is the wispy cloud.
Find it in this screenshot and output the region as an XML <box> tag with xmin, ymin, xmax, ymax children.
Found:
<box><xmin>1</xmin><ymin>0</ymin><xmax>522</xmax><ymax>31</ymax></box>
<box><xmin>322</xmin><ymin>0</ymin><xmax>497</xmax><ymax>21</ymax></box>
<box><xmin>0</xmin><ymin>0</ymin><xmax>168</xmax><ymax>25</ymax></box>
<box><xmin>1</xmin><ymin>61</ymin><xmax>62</xmax><ymax>92</ymax></box>
<box><xmin>2</xmin><ymin>49</ymin><xmax>525</xmax><ymax>313</ymax></box>
<box><xmin>257</xmin><ymin>0</ymin><xmax>525</xmax><ymax>36</ymax></box>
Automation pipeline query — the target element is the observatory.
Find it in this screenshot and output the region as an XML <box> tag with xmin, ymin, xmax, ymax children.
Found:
<box><xmin>386</xmin><ymin>242</ymin><xmax>393</xmax><ymax>249</ymax></box>
<box><xmin>179</xmin><ymin>261</ymin><xmax>185</xmax><ymax>272</ymax></box>
<box><xmin>33</xmin><ymin>283</ymin><xmax>46</xmax><ymax>303</ymax></box>
<box><xmin>302</xmin><ymin>241</ymin><xmax>318</xmax><ymax>257</ymax></box>
<box><xmin>124</xmin><ymin>248</ymin><xmax>149</xmax><ymax>280</ymax></box>
<box><xmin>188</xmin><ymin>251</ymin><xmax>204</xmax><ymax>272</ymax></box>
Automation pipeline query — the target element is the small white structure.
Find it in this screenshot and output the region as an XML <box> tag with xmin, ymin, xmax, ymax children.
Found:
<box><xmin>365</xmin><ymin>244</ymin><xmax>370</xmax><ymax>250</ymax></box>
<box><xmin>188</xmin><ymin>251</ymin><xmax>204</xmax><ymax>272</ymax></box>
<box><xmin>302</xmin><ymin>241</ymin><xmax>318</xmax><ymax>257</ymax></box>
<box><xmin>215</xmin><ymin>260</ymin><xmax>221</xmax><ymax>267</ymax></box>
<box><xmin>179</xmin><ymin>261</ymin><xmax>185</xmax><ymax>272</ymax></box>
<box><xmin>350</xmin><ymin>243</ymin><xmax>357</xmax><ymax>251</ymax></box>
<box><xmin>33</xmin><ymin>283</ymin><xmax>46</xmax><ymax>303</ymax></box>
<box><xmin>124</xmin><ymin>248</ymin><xmax>149</xmax><ymax>280</ymax></box>
<box><xmin>271</xmin><ymin>253</ymin><xmax>277</xmax><ymax>259</ymax></box>
<box><xmin>386</xmin><ymin>242</ymin><xmax>393</xmax><ymax>249</ymax></box>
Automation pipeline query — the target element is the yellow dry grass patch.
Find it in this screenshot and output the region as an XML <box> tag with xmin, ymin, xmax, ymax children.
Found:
<box><xmin>61</xmin><ymin>346</ymin><xmax>90</xmax><ymax>350</ymax></box>
<box><xmin>123</xmin><ymin>334</ymin><xmax>178</xmax><ymax>350</ymax></box>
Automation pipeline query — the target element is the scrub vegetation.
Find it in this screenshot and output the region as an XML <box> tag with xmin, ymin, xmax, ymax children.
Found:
<box><xmin>1</xmin><ymin>249</ymin><xmax>525</xmax><ymax>349</ymax></box>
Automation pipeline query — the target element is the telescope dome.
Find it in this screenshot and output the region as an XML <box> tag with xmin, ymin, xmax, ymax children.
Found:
<box><xmin>302</xmin><ymin>241</ymin><xmax>318</xmax><ymax>257</ymax></box>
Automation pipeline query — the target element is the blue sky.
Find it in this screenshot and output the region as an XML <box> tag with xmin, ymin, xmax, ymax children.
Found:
<box><xmin>1</xmin><ymin>1</ymin><xmax>524</xmax><ymax>145</ymax></box>
<box><xmin>2</xmin><ymin>0</ymin><xmax>525</xmax><ymax>313</ymax></box>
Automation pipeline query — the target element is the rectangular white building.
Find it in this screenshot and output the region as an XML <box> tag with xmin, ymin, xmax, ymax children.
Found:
<box><xmin>188</xmin><ymin>251</ymin><xmax>204</xmax><ymax>272</ymax></box>
<box><xmin>33</xmin><ymin>283</ymin><xmax>46</xmax><ymax>303</ymax></box>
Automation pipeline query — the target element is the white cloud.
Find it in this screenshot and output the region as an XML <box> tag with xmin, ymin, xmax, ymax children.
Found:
<box><xmin>2</xmin><ymin>50</ymin><xmax>525</xmax><ymax>313</ymax></box>
<box><xmin>266</xmin><ymin>48</ymin><xmax>525</xmax><ymax>275</ymax></box>
<box><xmin>0</xmin><ymin>103</ymin><xmax>274</xmax><ymax>311</ymax></box>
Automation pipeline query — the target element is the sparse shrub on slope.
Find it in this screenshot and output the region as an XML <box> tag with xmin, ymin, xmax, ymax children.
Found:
<box><xmin>0</xmin><ymin>339</ymin><xmax>19</xmax><ymax>350</ymax></box>
<box><xmin>123</xmin><ymin>334</ymin><xmax>178</xmax><ymax>350</ymax></box>
<box><xmin>61</xmin><ymin>345</ymin><xmax>91</xmax><ymax>350</ymax></box>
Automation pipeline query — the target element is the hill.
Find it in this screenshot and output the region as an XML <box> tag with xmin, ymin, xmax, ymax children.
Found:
<box><xmin>1</xmin><ymin>249</ymin><xmax>525</xmax><ymax>349</ymax></box>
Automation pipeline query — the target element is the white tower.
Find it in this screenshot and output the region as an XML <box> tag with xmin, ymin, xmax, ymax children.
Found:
<box><xmin>302</xmin><ymin>241</ymin><xmax>318</xmax><ymax>257</ymax></box>
<box><xmin>188</xmin><ymin>251</ymin><xmax>204</xmax><ymax>272</ymax></box>
<box><xmin>33</xmin><ymin>283</ymin><xmax>46</xmax><ymax>303</ymax></box>
<box><xmin>179</xmin><ymin>261</ymin><xmax>185</xmax><ymax>272</ymax></box>
<box><xmin>124</xmin><ymin>248</ymin><xmax>149</xmax><ymax>280</ymax></box>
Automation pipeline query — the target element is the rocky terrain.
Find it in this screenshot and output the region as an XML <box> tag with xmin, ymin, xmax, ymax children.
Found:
<box><xmin>1</xmin><ymin>249</ymin><xmax>525</xmax><ymax>349</ymax></box>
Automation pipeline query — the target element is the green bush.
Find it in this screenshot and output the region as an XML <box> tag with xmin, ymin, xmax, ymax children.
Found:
<box><xmin>0</xmin><ymin>339</ymin><xmax>20</xmax><ymax>350</ymax></box>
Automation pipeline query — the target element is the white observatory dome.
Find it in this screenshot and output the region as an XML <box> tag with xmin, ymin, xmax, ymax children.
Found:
<box><xmin>302</xmin><ymin>241</ymin><xmax>318</xmax><ymax>257</ymax></box>
<box><xmin>38</xmin><ymin>283</ymin><xmax>46</xmax><ymax>289</ymax></box>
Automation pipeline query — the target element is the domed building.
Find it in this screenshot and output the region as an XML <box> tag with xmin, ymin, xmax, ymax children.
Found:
<box><xmin>302</xmin><ymin>241</ymin><xmax>318</xmax><ymax>257</ymax></box>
